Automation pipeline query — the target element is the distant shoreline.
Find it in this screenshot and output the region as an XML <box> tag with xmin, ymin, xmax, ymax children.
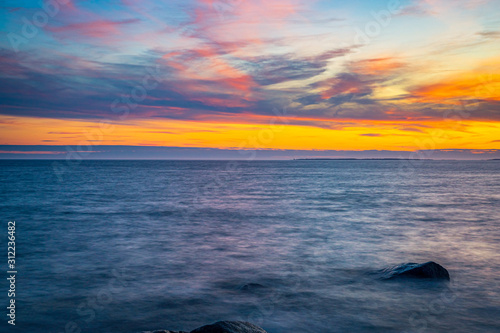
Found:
<box><xmin>293</xmin><ymin>158</ymin><xmax>433</xmax><ymax>161</ymax></box>
<box><xmin>1</xmin><ymin>158</ymin><xmax>499</xmax><ymax>161</ymax></box>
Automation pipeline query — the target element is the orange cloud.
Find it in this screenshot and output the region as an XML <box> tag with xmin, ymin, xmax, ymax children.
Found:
<box><xmin>352</xmin><ymin>57</ymin><xmax>405</xmax><ymax>76</ymax></box>
<box><xmin>411</xmin><ymin>59</ymin><xmax>500</xmax><ymax>103</ymax></box>
<box><xmin>412</xmin><ymin>73</ymin><xmax>500</xmax><ymax>103</ymax></box>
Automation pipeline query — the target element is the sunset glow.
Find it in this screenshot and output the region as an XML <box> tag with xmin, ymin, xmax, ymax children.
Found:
<box><xmin>1</xmin><ymin>0</ymin><xmax>499</xmax><ymax>157</ymax></box>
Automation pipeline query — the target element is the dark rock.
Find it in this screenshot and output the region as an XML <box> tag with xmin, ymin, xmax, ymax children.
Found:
<box><xmin>381</xmin><ymin>261</ymin><xmax>450</xmax><ymax>281</ymax></box>
<box><xmin>144</xmin><ymin>331</ymin><xmax>188</xmax><ymax>333</ymax></box>
<box><xmin>190</xmin><ymin>321</ymin><xmax>268</xmax><ymax>333</ymax></box>
<box><xmin>144</xmin><ymin>321</ymin><xmax>267</xmax><ymax>333</ymax></box>
<box><xmin>239</xmin><ymin>283</ymin><xmax>265</xmax><ymax>291</ymax></box>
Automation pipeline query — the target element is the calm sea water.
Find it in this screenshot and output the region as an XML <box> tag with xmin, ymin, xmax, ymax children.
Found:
<box><xmin>0</xmin><ymin>160</ymin><xmax>499</xmax><ymax>333</ymax></box>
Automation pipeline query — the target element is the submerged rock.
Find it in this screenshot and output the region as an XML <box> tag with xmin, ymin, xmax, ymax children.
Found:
<box><xmin>190</xmin><ymin>321</ymin><xmax>268</xmax><ymax>333</ymax></box>
<box><xmin>239</xmin><ymin>283</ymin><xmax>266</xmax><ymax>291</ymax></box>
<box><xmin>381</xmin><ymin>261</ymin><xmax>450</xmax><ymax>281</ymax></box>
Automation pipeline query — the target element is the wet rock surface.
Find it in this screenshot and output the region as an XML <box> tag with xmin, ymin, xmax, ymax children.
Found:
<box><xmin>144</xmin><ymin>321</ymin><xmax>268</xmax><ymax>333</ymax></box>
<box><xmin>380</xmin><ymin>261</ymin><xmax>450</xmax><ymax>280</ymax></box>
<box><xmin>190</xmin><ymin>321</ymin><xmax>268</xmax><ymax>333</ymax></box>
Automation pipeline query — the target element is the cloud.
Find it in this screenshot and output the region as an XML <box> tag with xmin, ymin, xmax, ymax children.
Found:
<box><xmin>406</xmin><ymin>0</ymin><xmax>491</xmax><ymax>16</ymax></box>
<box><xmin>47</xmin><ymin>19</ymin><xmax>140</xmax><ymax>40</ymax></box>
<box><xmin>292</xmin><ymin>57</ymin><xmax>408</xmax><ymax>119</ymax></box>
<box><xmin>351</xmin><ymin>58</ymin><xmax>406</xmax><ymax>76</ymax></box>
<box><xmin>410</xmin><ymin>72</ymin><xmax>500</xmax><ymax>104</ymax></box>
<box><xmin>310</xmin><ymin>57</ymin><xmax>406</xmax><ymax>103</ymax></box>
<box><xmin>477</xmin><ymin>31</ymin><xmax>500</xmax><ymax>39</ymax></box>
<box><xmin>396</xmin><ymin>4</ymin><xmax>434</xmax><ymax>16</ymax></box>
<box><xmin>317</xmin><ymin>72</ymin><xmax>373</xmax><ymax>101</ymax></box>
<box><xmin>360</xmin><ymin>133</ymin><xmax>383</xmax><ymax>137</ymax></box>
<box><xmin>192</xmin><ymin>0</ymin><xmax>308</xmax><ymax>43</ymax></box>
<box><xmin>48</xmin><ymin>132</ymin><xmax>79</xmax><ymax>134</ymax></box>
<box><xmin>243</xmin><ymin>48</ymin><xmax>350</xmax><ymax>86</ymax></box>
<box><xmin>1</xmin><ymin>0</ymin><xmax>499</xmax><ymax>135</ymax></box>
<box><xmin>399</xmin><ymin>127</ymin><xmax>425</xmax><ymax>133</ymax></box>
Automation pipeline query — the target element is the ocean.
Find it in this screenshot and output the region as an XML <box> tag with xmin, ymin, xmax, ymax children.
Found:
<box><xmin>0</xmin><ymin>160</ymin><xmax>499</xmax><ymax>332</ymax></box>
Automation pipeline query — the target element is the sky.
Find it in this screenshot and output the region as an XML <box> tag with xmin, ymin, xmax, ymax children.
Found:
<box><xmin>0</xmin><ymin>0</ymin><xmax>499</xmax><ymax>159</ymax></box>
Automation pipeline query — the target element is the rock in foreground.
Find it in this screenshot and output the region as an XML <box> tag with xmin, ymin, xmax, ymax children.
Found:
<box><xmin>145</xmin><ymin>321</ymin><xmax>268</xmax><ymax>333</ymax></box>
<box><xmin>381</xmin><ymin>261</ymin><xmax>450</xmax><ymax>281</ymax></box>
<box><xmin>190</xmin><ymin>321</ymin><xmax>268</xmax><ymax>333</ymax></box>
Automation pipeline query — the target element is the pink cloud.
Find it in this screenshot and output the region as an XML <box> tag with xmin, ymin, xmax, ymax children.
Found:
<box><xmin>191</xmin><ymin>0</ymin><xmax>310</xmax><ymax>48</ymax></box>
<box><xmin>47</xmin><ymin>19</ymin><xmax>139</xmax><ymax>39</ymax></box>
<box><xmin>161</xmin><ymin>44</ymin><xmax>258</xmax><ymax>102</ymax></box>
